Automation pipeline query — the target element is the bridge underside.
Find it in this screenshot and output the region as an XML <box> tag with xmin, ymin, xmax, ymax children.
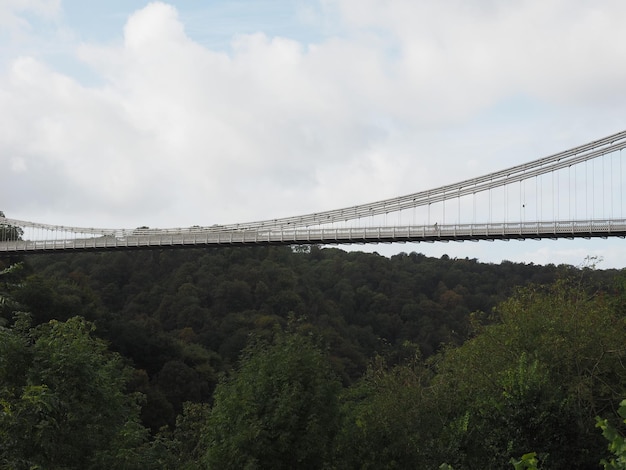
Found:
<box><xmin>2</xmin><ymin>220</ymin><xmax>625</xmax><ymax>254</ymax></box>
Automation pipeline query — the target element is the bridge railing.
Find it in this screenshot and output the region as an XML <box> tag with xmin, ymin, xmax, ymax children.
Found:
<box><xmin>2</xmin><ymin>219</ymin><xmax>626</xmax><ymax>253</ymax></box>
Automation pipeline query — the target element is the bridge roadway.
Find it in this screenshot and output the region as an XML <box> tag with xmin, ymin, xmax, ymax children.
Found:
<box><xmin>1</xmin><ymin>219</ymin><xmax>625</xmax><ymax>253</ymax></box>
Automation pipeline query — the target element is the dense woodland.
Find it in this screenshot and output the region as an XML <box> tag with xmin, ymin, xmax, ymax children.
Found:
<box><xmin>2</xmin><ymin>242</ymin><xmax>626</xmax><ymax>469</ymax></box>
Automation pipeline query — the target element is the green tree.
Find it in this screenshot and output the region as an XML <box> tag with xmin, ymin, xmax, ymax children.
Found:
<box><xmin>510</xmin><ymin>452</ymin><xmax>541</xmax><ymax>470</ymax></box>
<box><xmin>0</xmin><ymin>314</ymin><xmax>155</xmax><ymax>469</ymax></box>
<box><xmin>435</xmin><ymin>281</ymin><xmax>626</xmax><ymax>469</ymax></box>
<box><xmin>333</xmin><ymin>354</ymin><xmax>444</xmax><ymax>469</ymax></box>
<box><xmin>0</xmin><ymin>211</ymin><xmax>24</xmax><ymax>241</ymax></box>
<box><xmin>597</xmin><ymin>399</ymin><xmax>626</xmax><ymax>469</ymax></box>
<box><xmin>202</xmin><ymin>331</ymin><xmax>342</xmax><ymax>469</ymax></box>
<box><xmin>158</xmin><ymin>402</ymin><xmax>211</xmax><ymax>470</ymax></box>
<box><xmin>0</xmin><ymin>263</ymin><xmax>24</xmax><ymax>324</ymax></box>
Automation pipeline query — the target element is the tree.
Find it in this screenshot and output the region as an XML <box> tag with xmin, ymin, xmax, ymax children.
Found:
<box><xmin>0</xmin><ymin>211</ymin><xmax>24</xmax><ymax>241</ymax></box>
<box><xmin>0</xmin><ymin>263</ymin><xmax>24</xmax><ymax>324</ymax></box>
<box><xmin>434</xmin><ymin>281</ymin><xmax>626</xmax><ymax>469</ymax></box>
<box><xmin>202</xmin><ymin>331</ymin><xmax>342</xmax><ymax>469</ymax></box>
<box><xmin>158</xmin><ymin>402</ymin><xmax>211</xmax><ymax>470</ymax></box>
<box><xmin>333</xmin><ymin>354</ymin><xmax>444</xmax><ymax>469</ymax></box>
<box><xmin>0</xmin><ymin>314</ymin><xmax>155</xmax><ymax>469</ymax></box>
<box><xmin>596</xmin><ymin>399</ymin><xmax>626</xmax><ymax>469</ymax></box>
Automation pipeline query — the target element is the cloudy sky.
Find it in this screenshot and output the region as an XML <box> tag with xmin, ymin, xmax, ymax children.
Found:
<box><xmin>1</xmin><ymin>0</ymin><xmax>626</xmax><ymax>267</ymax></box>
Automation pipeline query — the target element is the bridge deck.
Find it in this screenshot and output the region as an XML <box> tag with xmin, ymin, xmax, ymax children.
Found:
<box><xmin>1</xmin><ymin>219</ymin><xmax>625</xmax><ymax>254</ymax></box>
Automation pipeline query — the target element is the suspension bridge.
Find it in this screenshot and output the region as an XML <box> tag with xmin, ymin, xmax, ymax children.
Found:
<box><xmin>2</xmin><ymin>130</ymin><xmax>626</xmax><ymax>254</ymax></box>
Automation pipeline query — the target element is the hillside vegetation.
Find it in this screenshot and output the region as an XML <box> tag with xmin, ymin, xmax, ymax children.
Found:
<box><xmin>1</xmin><ymin>246</ymin><xmax>625</xmax><ymax>468</ymax></box>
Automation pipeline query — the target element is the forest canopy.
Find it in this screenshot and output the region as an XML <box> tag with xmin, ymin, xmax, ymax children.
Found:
<box><xmin>1</xmin><ymin>246</ymin><xmax>625</xmax><ymax>468</ymax></box>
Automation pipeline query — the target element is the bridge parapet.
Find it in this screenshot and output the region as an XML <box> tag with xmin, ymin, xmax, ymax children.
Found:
<box><xmin>2</xmin><ymin>219</ymin><xmax>625</xmax><ymax>254</ymax></box>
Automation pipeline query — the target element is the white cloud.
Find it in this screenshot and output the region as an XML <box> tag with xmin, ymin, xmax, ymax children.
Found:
<box><xmin>10</xmin><ymin>156</ymin><xmax>27</xmax><ymax>173</ymax></box>
<box><xmin>334</xmin><ymin>0</ymin><xmax>626</xmax><ymax>112</ymax></box>
<box><xmin>0</xmin><ymin>0</ymin><xmax>60</xmax><ymax>30</ymax></box>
